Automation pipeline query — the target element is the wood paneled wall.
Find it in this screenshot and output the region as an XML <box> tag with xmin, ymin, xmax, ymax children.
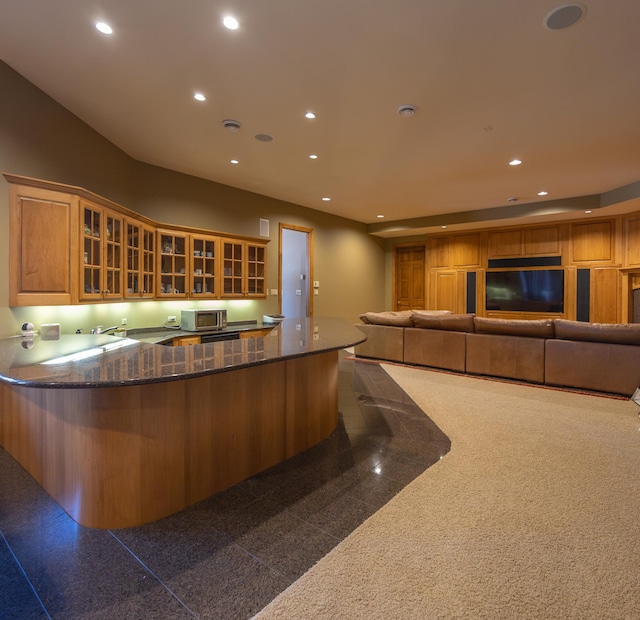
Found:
<box><xmin>417</xmin><ymin>212</ymin><xmax>640</xmax><ymax>323</ymax></box>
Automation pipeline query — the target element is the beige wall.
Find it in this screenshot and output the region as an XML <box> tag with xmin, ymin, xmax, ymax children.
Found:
<box><xmin>0</xmin><ymin>61</ymin><xmax>385</xmax><ymax>338</ymax></box>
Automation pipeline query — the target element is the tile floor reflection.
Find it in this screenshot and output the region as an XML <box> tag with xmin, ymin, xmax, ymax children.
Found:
<box><xmin>0</xmin><ymin>354</ymin><xmax>450</xmax><ymax>619</ymax></box>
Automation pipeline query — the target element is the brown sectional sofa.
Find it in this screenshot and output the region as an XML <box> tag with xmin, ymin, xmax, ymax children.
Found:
<box><xmin>355</xmin><ymin>312</ymin><xmax>640</xmax><ymax>396</ymax></box>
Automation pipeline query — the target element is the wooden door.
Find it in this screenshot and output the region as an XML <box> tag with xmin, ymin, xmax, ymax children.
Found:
<box><xmin>394</xmin><ymin>245</ymin><xmax>425</xmax><ymax>311</ymax></box>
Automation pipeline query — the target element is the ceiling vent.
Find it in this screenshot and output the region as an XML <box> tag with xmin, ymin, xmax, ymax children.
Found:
<box><xmin>397</xmin><ymin>104</ymin><xmax>417</xmax><ymax>117</ymax></box>
<box><xmin>222</xmin><ymin>119</ymin><xmax>242</xmax><ymax>132</ymax></box>
<box><xmin>543</xmin><ymin>3</ymin><xmax>586</xmax><ymax>30</ymax></box>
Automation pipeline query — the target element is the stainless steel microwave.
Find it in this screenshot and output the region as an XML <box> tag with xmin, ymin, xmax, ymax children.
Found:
<box><xmin>180</xmin><ymin>309</ymin><xmax>227</xmax><ymax>332</ymax></box>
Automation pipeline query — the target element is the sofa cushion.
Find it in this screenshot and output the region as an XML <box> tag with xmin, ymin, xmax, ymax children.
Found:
<box><xmin>473</xmin><ymin>317</ymin><xmax>555</xmax><ymax>339</ymax></box>
<box><xmin>554</xmin><ymin>319</ymin><xmax>640</xmax><ymax>345</ymax></box>
<box><xmin>359</xmin><ymin>310</ymin><xmax>414</xmax><ymax>327</ymax></box>
<box><xmin>410</xmin><ymin>310</ymin><xmax>453</xmax><ymax>323</ymax></box>
<box><xmin>411</xmin><ymin>312</ymin><xmax>476</xmax><ymax>332</ymax></box>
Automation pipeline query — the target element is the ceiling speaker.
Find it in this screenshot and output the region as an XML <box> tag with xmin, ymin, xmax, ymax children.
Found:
<box><xmin>544</xmin><ymin>3</ymin><xmax>586</xmax><ymax>30</ymax></box>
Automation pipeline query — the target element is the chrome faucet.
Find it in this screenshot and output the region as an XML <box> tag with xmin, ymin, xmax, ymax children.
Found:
<box><xmin>90</xmin><ymin>325</ymin><xmax>118</xmax><ymax>334</ymax></box>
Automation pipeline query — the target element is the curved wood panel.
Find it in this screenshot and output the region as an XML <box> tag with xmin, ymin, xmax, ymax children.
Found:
<box><xmin>0</xmin><ymin>352</ymin><xmax>339</xmax><ymax>529</ymax></box>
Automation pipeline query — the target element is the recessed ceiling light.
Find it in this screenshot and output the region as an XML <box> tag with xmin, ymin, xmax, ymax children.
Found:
<box><xmin>230</xmin><ymin>159</ymin><xmax>239</xmax><ymax>165</ymax></box>
<box><xmin>441</xmin><ymin>225</ymin><xmax>447</xmax><ymax>229</ymax></box>
<box><xmin>377</xmin><ymin>215</ymin><xmax>384</xmax><ymax>219</ymax></box>
<box><xmin>305</xmin><ymin>112</ymin><xmax>316</xmax><ymax>119</ymax></box>
<box><xmin>255</xmin><ymin>133</ymin><xmax>273</xmax><ymax>142</ymax></box>
<box><xmin>194</xmin><ymin>93</ymin><xmax>206</xmax><ymax>102</ymax></box>
<box><xmin>223</xmin><ymin>16</ymin><xmax>239</xmax><ymax>30</ymax></box>
<box><xmin>538</xmin><ymin>190</ymin><xmax>548</xmax><ymax>196</ymax></box>
<box><xmin>508</xmin><ymin>197</ymin><xmax>519</xmax><ymax>202</ymax></box>
<box><xmin>309</xmin><ymin>154</ymin><xmax>318</xmax><ymax>159</ymax></box>
<box><xmin>509</xmin><ymin>159</ymin><xmax>522</xmax><ymax>166</ymax></box>
<box><xmin>585</xmin><ymin>210</ymin><xmax>592</xmax><ymax>214</ymax></box>
<box><xmin>322</xmin><ymin>197</ymin><xmax>331</xmax><ymax>202</ymax></box>
<box><xmin>95</xmin><ymin>22</ymin><xmax>113</xmax><ymax>35</ymax></box>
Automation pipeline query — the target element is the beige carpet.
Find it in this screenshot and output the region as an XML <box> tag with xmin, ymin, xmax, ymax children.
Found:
<box><xmin>254</xmin><ymin>365</ymin><xmax>640</xmax><ymax>619</ymax></box>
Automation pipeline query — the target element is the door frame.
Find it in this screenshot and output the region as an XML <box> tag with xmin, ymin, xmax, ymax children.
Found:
<box><xmin>279</xmin><ymin>223</ymin><xmax>315</xmax><ymax>316</ymax></box>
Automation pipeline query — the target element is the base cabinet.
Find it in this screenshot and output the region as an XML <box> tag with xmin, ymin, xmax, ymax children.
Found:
<box><xmin>0</xmin><ymin>351</ymin><xmax>339</xmax><ymax>528</ymax></box>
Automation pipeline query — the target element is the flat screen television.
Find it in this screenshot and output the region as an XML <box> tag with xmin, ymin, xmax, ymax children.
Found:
<box><xmin>485</xmin><ymin>269</ymin><xmax>564</xmax><ymax>313</ymax></box>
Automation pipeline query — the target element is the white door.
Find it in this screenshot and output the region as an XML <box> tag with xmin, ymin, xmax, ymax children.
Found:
<box><xmin>280</xmin><ymin>226</ymin><xmax>312</xmax><ymax>319</ymax></box>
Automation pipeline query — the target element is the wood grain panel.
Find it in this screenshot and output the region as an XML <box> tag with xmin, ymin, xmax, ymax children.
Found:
<box><xmin>9</xmin><ymin>184</ymin><xmax>77</xmax><ymax>306</ymax></box>
<box><xmin>21</xmin><ymin>199</ymin><xmax>69</xmax><ymax>293</ymax></box>
<box><xmin>432</xmin><ymin>271</ymin><xmax>457</xmax><ymax>312</ymax></box>
<box><xmin>523</xmin><ymin>226</ymin><xmax>561</xmax><ymax>256</ymax></box>
<box><xmin>571</xmin><ymin>221</ymin><xmax>614</xmax><ymax>263</ymax></box>
<box><xmin>451</xmin><ymin>233</ymin><xmax>481</xmax><ymax>267</ymax></box>
<box><xmin>427</xmin><ymin>236</ymin><xmax>450</xmax><ymax>268</ymax></box>
<box><xmin>591</xmin><ymin>267</ymin><xmax>620</xmax><ymax>323</ymax></box>
<box><xmin>488</xmin><ymin>230</ymin><xmax>522</xmax><ymax>258</ymax></box>
<box><xmin>285</xmin><ymin>352</ymin><xmax>338</xmax><ymax>457</ymax></box>
<box><xmin>0</xmin><ymin>355</ymin><xmax>337</xmax><ymax>529</ymax></box>
<box><xmin>626</xmin><ymin>216</ymin><xmax>640</xmax><ymax>267</ymax></box>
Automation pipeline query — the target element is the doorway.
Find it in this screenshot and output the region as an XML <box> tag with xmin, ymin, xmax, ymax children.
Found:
<box><xmin>280</xmin><ymin>224</ymin><xmax>314</xmax><ymax>319</ymax></box>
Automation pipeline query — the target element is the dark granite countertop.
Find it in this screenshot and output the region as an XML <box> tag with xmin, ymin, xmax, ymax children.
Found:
<box><xmin>126</xmin><ymin>320</ymin><xmax>273</xmax><ymax>344</ymax></box>
<box><xmin>0</xmin><ymin>317</ymin><xmax>366</xmax><ymax>389</ymax></box>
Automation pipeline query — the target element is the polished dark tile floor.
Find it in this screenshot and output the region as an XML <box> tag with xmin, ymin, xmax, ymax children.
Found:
<box><xmin>0</xmin><ymin>354</ymin><xmax>450</xmax><ymax>619</ymax></box>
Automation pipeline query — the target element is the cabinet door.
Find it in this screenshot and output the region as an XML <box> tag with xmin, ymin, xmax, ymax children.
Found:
<box><xmin>191</xmin><ymin>235</ymin><xmax>219</xmax><ymax>298</ymax></box>
<box><xmin>246</xmin><ymin>243</ymin><xmax>266</xmax><ymax>297</ymax></box>
<box><xmin>157</xmin><ymin>230</ymin><xmax>189</xmax><ymax>297</ymax></box>
<box><xmin>80</xmin><ymin>202</ymin><xmax>123</xmax><ymax>301</ymax></box>
<box><xmin>103</xmin><ymin>211</ymin><xmax>123</xmax><ymax>300</ymax></box>
<box><xmin>125</xmin><ymin>220</ymin><xmax>155</xmax><ymax>299</ymax></box>
<box><xmin>222</xmin><ymin>240</ymin><xmax>245</xmax><ymax>297</ymax></box>
<box><xmin>8</xmin><ymin>184</ymin><xmax>77</xmax><ymax>306</ymax></box>
<box><xmin>81</xmin><ymin>202</ymin><xmax>103</xmax><ymax>301</ymax></box>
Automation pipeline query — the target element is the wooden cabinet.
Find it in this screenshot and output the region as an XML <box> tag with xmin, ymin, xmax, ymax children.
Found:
<box><xmin>7</xmin><ymin>180</ymin><xmax>78</xmax><ymax>306</ymax></box>
<box><xmin>173</xmin><ymin>335</ymin><xmax>201</xmax><ymax>347</ymax></box>
<box><xmin>5</xmin><ymin>175</ymin><xmax>270</xmax><ymax>307</ymax></box>
<box><xmin>157</xmin><ymin>230</ymin><xmax>189</xmax><ymax>297</ymax></box>
<box><xmin>125</xmin><ymin>219</ymin><xmax>155</xmax><ymax>299</ymax></box>
<box><xmin>157</xmin><ymin>231</ymin><xmax>220</xmax><ymax>299</ymax></box>
<box><xmin>80</xmin><ymin>201</ymin><xmax>124</xmax><ymax>301</ymax></box>
<box><xmin>239</xmin><ymin>328</ymin><xmax>274</xmax><ymax>339</ymax></box>
<box><xmin>191</xmin><ymin>234</ymin><xmax>219</xmax><ymax>298</ymax></box>
<box><xmin>221</xmin><ymin>239</ymin><xmax>267</xmax><ymax>298</ymax></box>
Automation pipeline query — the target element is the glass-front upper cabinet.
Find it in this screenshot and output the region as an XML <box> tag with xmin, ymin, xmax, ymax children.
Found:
<box><xmin>222</xmin><ymin>239</ymin><xmax>244</xmax><ymax>297</ymax></box>
<box><xmin>221</xmin><ymin>239</ymin><xmax>267</xmax><ymax>298</ymax></box>
<box><xmin>80</xmin><ymin>201</ymin><xmax>123</xmax><ymax>302</ymax></box>
<box><xmin>125</xmin><ymin>219</ymin><xmax>155</xmax><ymax>299</ymax></box>
<box><xmin>157</xmin><ymin>230</ymin><xmax>189</xmax><ymax>297</ymax></box>
<box><xmin>246</xmin><ymin>242</ymin><xmax>266</xmax><ymax>296</ymax></box>
<box><xmin>191</xmin><ymin>234</ymin><xmax>218</xmax><ymax>298</ymax></box>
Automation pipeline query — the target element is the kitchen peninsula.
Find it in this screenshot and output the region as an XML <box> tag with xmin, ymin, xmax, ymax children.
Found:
<box><xmin>0</xmin><ymin>317</ymin><xmax>366</xmax><ymax>529</ymax></box>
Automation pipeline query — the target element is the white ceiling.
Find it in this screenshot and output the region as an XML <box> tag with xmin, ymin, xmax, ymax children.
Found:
<box><xmin>1</xmin><ymin>0</ymin><xmax>639</xmax><ymax>237</ymax></box>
